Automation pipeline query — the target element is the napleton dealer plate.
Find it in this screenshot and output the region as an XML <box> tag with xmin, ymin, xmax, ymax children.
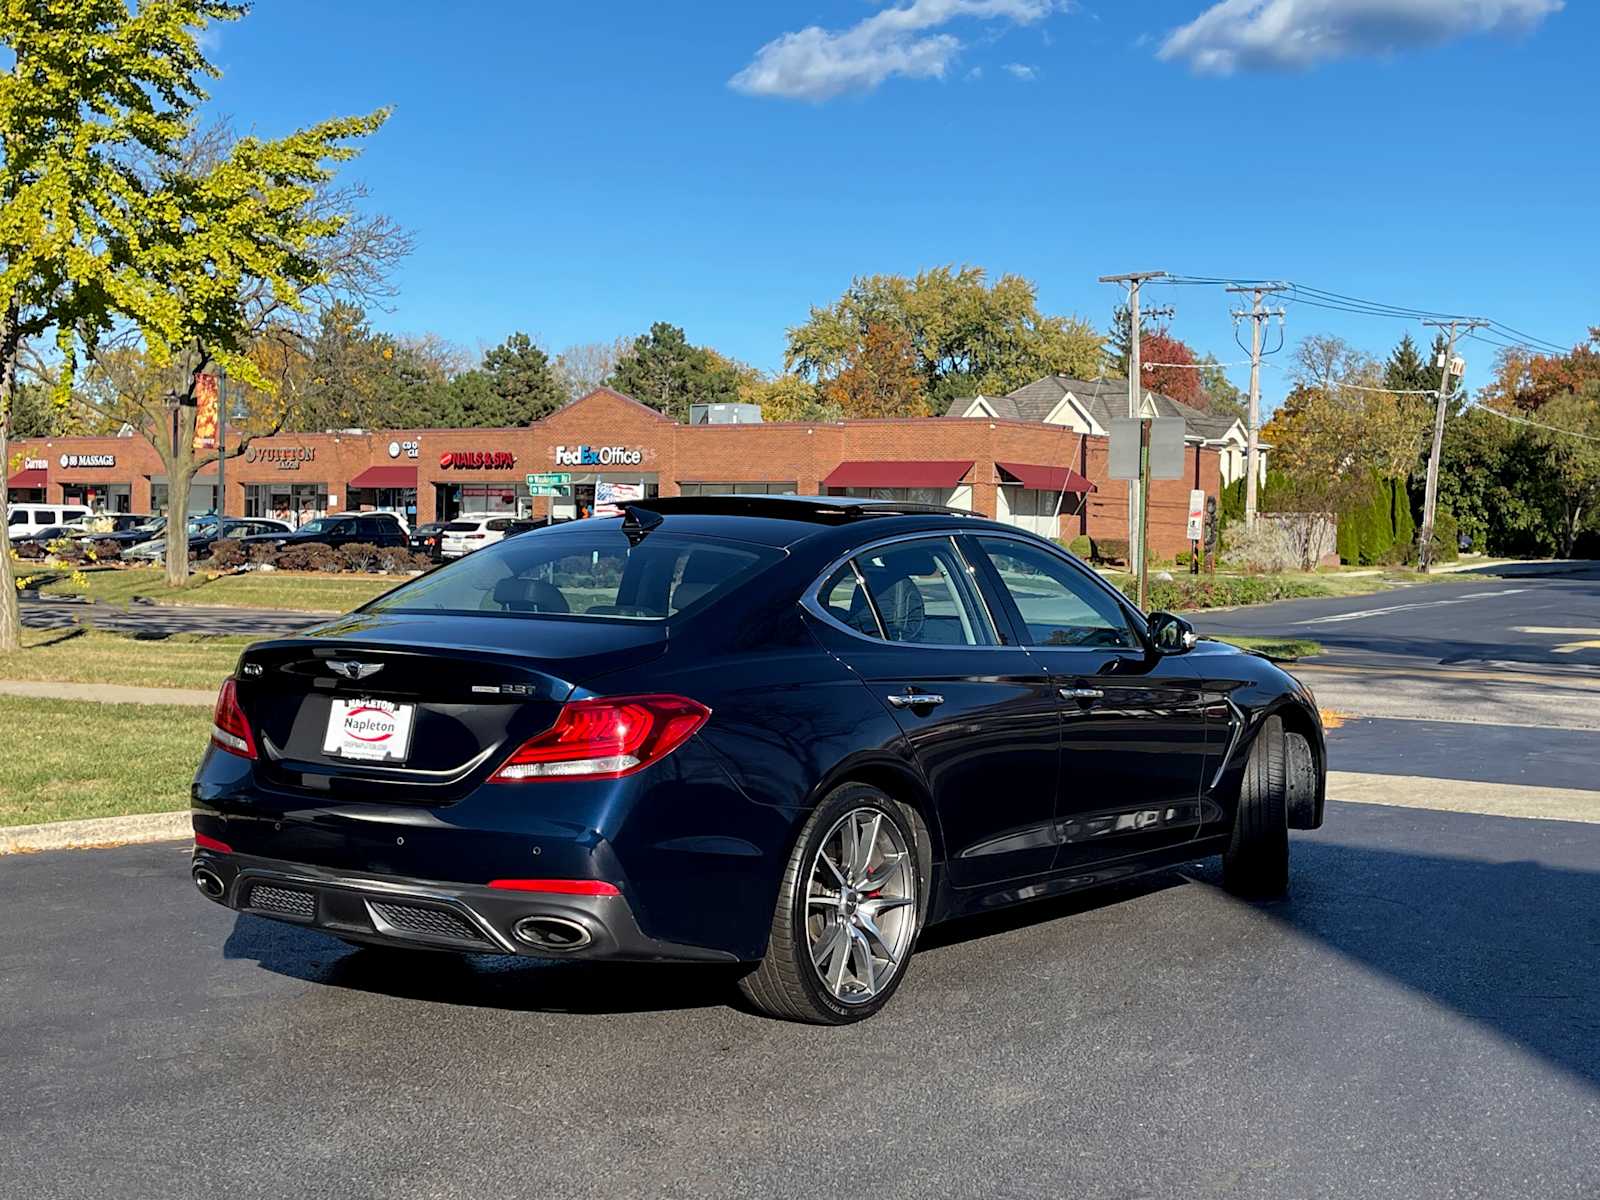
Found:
<box><xmin>321</xmin><ymin>698</ymin><xmax>415</xmax><ymax>763</ymax></box>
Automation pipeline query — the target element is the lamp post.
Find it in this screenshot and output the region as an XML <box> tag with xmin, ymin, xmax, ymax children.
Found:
<box><xmin>216</xmin><ymin>366</ymin><xmax>227</xmax><ymax>517</ymax></box>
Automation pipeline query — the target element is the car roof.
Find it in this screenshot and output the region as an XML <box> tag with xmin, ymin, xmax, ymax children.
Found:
<box><xmin>588</xmin><ymin>494</ymin><xmax>1023</xmax><ymax>550</ymax></box>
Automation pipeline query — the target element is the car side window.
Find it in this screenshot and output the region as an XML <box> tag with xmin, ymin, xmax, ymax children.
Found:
<box><xmin>975</xmin><ymin>537</ymin><xmax>1137</xmax><ymax>649</ymax></box>
<box><xmin>854</xmin><ymin>539</ymin><xmax>994</xmax><ymax>646</ymax></box>
<box><xmin>818</xmin><ymin>564</ymin><xmax>881</xmax><ymax>636</ymax></box>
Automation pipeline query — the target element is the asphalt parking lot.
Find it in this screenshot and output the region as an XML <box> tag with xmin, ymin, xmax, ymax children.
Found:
<box><xmin>3</xmin><ymin>801</ymin><xmax>1596</xmax><ymax>1200</ymax></box>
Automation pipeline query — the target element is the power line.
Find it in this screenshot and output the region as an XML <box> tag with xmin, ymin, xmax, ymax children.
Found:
<box><xmin>1469</xmin><ymin>402</ymin><xmax>1600</xmax><ymax>443</ymax></box>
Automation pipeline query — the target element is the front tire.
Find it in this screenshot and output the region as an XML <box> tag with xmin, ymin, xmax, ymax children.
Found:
<box><xmin>739</xmin><ymin>784</ymin><xmax>922</xmax><ymax>1024</ymax></box>
<box><xmin>1223</xmin><ymin>715</ymin><xmax>1291</xmax><ymax>898</ymax></box>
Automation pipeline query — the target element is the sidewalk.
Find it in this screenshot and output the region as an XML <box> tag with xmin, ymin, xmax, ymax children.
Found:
<box><xmin>0</xmin><ymin>679</ymin><xmax>215</xmax><ymax>706</ymax></box>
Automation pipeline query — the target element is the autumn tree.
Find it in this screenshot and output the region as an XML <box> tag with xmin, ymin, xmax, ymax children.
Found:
<box><xmin>1137</xmin><ymin>328</ymin><xmax>1207</xmax><ymax>408</ymax></box>
<box><xmin>741</xmin><ymin>372</ymin><xmax>842</xmax><ymax>423</ymax></box>
<box><xmin>1481</xmin><ymin>327</ymin><xmax>1600</xmax><ymax>412</ymax></box>
<box><xmin>787</xmin><ymin>266</ymin><xmax>1101</xmax><ymax>414</ymax></box>
<box><xmin>821</xmin><ymin>323</ymin><xmax>929</xmax><ymax>419</ymax></box>
<box><xmin>2</xmin><ymin>1</ymin><xmax>254</xmax><ymax>644</ymax></box>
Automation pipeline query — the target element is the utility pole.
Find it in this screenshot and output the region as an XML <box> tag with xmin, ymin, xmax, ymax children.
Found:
<box><xmin>1099</xmin><ymin>271</ymin><xmax>1168</xmax><ymax>565</ymax></box>
<box><xmin>1226</xmin><ymin>285</ymin><xmax>1287</xmax><ymax>528</ymax></box>
<box><xmin>1417</xmin><ymin>317</ymin><xmax>1486</xmax><ymax>572</ymax></box>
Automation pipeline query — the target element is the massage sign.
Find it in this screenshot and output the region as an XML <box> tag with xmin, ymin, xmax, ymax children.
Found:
<box><xmin>439</xmin><ymin>451</ymin><xmax>516</xmax><ymax>470</ymax></box>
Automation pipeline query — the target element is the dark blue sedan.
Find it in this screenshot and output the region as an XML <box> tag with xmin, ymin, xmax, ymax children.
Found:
<box><xmin>191</xmin><ymin>496</ymin><xmax>1324</xmax><ymax>1024</ymax></box>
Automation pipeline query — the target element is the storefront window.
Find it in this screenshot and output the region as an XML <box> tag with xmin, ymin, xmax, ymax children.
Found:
<box><xmin>151</xmin><ymin>481</ymin><xmax>219</xmax><ymax>516</ymax></box>
<box><xmin>243</xmin><ymin>483</ymin><xmax>329</xmax><ymax>528</ymax></box>
<box><xmin>347</xmin><ymin>487</ymin><xmax>418</xmax><ymax>520</ymax></box>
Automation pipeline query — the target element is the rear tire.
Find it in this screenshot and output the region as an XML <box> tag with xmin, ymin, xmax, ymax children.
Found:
<box><xmin>739</xmin><ymin>783</ymin><xmax>922</xmax><ymax>1024</ymax></box>
<box><xmin>1222</xmin><ymin>714</ymin><xmax>1290</xmax><ymax>898</ymax></box>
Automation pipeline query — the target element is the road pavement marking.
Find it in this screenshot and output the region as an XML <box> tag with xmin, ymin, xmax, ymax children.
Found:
<box><xmin>1328</xmin><ymin>771</ymin><xmax>1599</xmax><ymax>824</ymax></box>
<box><xmin>1294</xmin><ymin>589</ymin><xmax>1526</xmax><ymax>626</ymax></box>
<box><xmin>1512</xmin><ymin>627</ymin><xmax>1600</xmax><ymax>654</ymax></box>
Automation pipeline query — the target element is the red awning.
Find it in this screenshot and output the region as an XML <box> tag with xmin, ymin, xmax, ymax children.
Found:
<box><xmin>996</xmin><ymin>461</ymin><xmax>1096</xmax><ymax>494</ymax></box>
<box><xmin>348</xmin><ymin>466</ymin><xmax>418</xmax><ymax>489</ymax></box>
<box><xmin>7</xmin><ymin>468</ymin><xmax>47</xmax><ymax>488</ymax></box>
<box><xmin>821</xmin><ymin>460</ymin><xmax>973</xmax><ymax>489</ymax></box>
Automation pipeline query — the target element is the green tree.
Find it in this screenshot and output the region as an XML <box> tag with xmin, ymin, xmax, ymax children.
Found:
<box><xmin>787</xmin><ymin>266</ymin><xmax>1101</xmax><ymax>415</ymax></box>
<box><xmin>1197</xmin><ymin>354</ymin><xmax>1246</xmax><ymax>421</ymax></box>
<box><xmin>1383</xmin><ymin>332</ymin><xmax>1434</xmax><ymax>397</ymax></box>
<box><xmin>740</xmin><ymin>372</ymin><xmax>841</xmax><ymax>423</ymax></box>
<box><xmin>1526</xmin><ymin>386</ymin><xmax>1600</xmax><ymax>557</ymax></box>
<box><xmin>606</xmin><ymin>322</ymin><xmax>741</xmax><ymax>421</ymax></box>
<box><xmin>6</xmin><ymin>380</ymin><xmax>68</xmax><ymax>437</ymax></box>
<box><xmin>0</xmin><ymin>1</ymin><xmax>394</xmax><ymax>607</ymax></box>
<box><xmin>478</xmin><ymin>332</ymin><xmax>566</xmax><ymax>424</ymax></box>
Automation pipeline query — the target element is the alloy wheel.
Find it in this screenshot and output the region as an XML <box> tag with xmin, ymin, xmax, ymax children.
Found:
<box><xmin>805</xmin><ymin>807</ymin><xmax>916</xmax><ymax>1005</ymax></box>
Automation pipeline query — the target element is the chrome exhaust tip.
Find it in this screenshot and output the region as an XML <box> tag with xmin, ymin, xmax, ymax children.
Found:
<box><xmin>512</xmin><ymin>915</ymin><xmax>593</xmax><ymax>952</ymax></box>
<box><xmin>192</xmin><ymin>866</ymin><xmax>225</xmax><ymax>899</ymax></box>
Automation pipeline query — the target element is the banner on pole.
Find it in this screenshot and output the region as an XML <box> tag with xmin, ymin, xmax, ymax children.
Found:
<box><xmin>192</xmin><ymin>373</ymin><xmax>220</xmax><ymax>452</ymax></box>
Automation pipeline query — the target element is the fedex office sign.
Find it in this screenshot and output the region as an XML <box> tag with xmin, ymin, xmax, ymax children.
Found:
<box><xmin>555</xmin><ymin>444</ymin><xmax>643</xmax><ymax>467</ymax></box>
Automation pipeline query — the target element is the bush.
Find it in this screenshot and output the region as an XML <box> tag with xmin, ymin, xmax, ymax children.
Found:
<box><xmin>271</xmin><ymin>542</ymin><xmax>341</xmax><ymax>572</ymax></box>
<box><xmin>1131</xmin><ymin>573</ymin><xmax>1331</xmax><ymax>613</ymax></box>
<box><xmin>338</xmin><ymin>542</ymin><xmax>382</xmax><ymax>573</ymax></box>
<box><xmin>1430</xmin><ymin>510</ymin><xmax>1460</xmax><ymax>563</ymax></box>
<box><xmin>1220</xmin><ymin>523</ymin><xmax>1294</xmax><ymax>573</ymax></box>
<box><xmin>376</xmin><ymin>546</ymin><xmax>432</xmax><ymax>573</ymax></box>
<box><xmin>247</xmin><ymin>541</ymin><xmax>277</xmax><ymax>565</ymax></box>
<box><xmin>207</xmin><ymin>538</ymin><xmax>245</xmax><ymax>569</ymax></box>
<box><xmin>13</xmin><ymin>540</ymin><xmax>46</xmax><ymax>560</ymax></box>
<box><xmin>51</xmin><ymin>539</ymin><xmax>90</xmax><ymax>564</ymax></box>
<box><xmin>1091</xmin><ymin>537</ymin><xmax>1129</xmax><ymax>566</ymax></box>
<box><xmin>89</xmin><ymin>539</ymin><xmax>123</xmax><ymax>563</ymax></box>
<box><xmin>1066</xmin><ymin>535</ymin><xmax>1092</xmax><ymax>560</ymax></box>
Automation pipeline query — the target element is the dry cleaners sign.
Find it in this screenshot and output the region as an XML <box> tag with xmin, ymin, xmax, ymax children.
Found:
<box><xmin>555</xmin><ymin>444</ymin><xmax>644</xmax><ymax>467</ymax></box>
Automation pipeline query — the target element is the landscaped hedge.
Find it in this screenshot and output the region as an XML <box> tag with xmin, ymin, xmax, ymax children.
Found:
<box><xmin>1124</xmin><ymin>573</ymin><xmax>1333</xmax><ymax>612</ymax></box>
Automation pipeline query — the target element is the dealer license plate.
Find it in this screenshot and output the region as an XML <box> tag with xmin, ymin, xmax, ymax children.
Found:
<box><xmin>321</xmin><ymin>698</ymin><xmax>415</xmax><ymax>763</ymax></box>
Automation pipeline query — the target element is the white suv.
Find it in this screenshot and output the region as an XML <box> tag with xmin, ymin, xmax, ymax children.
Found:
<box><xmin>7</xmin><ymin>504</ymin><xmax>93</xmax><ymax>538</ymax></box>
<box><xmin>439</xmin><ymin>516</ymin><xmax>517</xmax><ymax>559</ymax></box>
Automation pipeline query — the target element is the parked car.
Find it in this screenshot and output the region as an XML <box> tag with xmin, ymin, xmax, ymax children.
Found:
<box><xmin>124</xmin><ymin>516</ymin><xmax>293</xmax><ymax>561</ymax></box>
<box><xmin>95</xmin><ymin>515</ymin><xmax>168</xmax><ymax>550</ymax></box>
<box><xmin>7</xmin><ymin>504</ymin><xmax>92</xmax><ymax>538</ymax></box>
<box><xmin>191</xmin><ymin>495</ymin><xmax>1325</xmax><ymax>1025</ymax></box>
<box><xmin>409</xmin><ymin>521</ymin><xmax>447</xmax><ymax>560</ymax></box>
<box><xmin>238</xmin><ymin>512</ymin><xmax>408</xmax><ymax>553</ymax></box>
<box><xmin>439</xmin><ymin>515</ymin><xmax>520</xmax><ymax>559</ymax></box>
<box><xmin>331</xmin><ymin>509</ymin><xmax>411</xmax><ymax>536</ymax></box>
<box><xmin>70</xmin><ymin>513</ymin><xmax>158</xmax><ymax>537</ymax></box>
<box><xmin>10</xmin><ymin>524</ymin><xmax>77</xmax><ymax>546</ymax></box>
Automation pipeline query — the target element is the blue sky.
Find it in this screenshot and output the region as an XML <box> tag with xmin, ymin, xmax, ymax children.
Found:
<box><xmin>203</xmin><ymin>1</ymin><xmax>1596</xmax><ymax>403</ymax></box>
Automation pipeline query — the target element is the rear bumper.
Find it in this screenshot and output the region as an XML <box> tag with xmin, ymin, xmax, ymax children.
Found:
<box><xmin>192</xmin><ymin>850</ymin><xmax>738</xmax><ymax>964</ymax></box>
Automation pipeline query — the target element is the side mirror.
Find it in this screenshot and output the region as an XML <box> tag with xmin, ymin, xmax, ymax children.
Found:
<box><xmin>1147</xmin><ymin>611</ymin><xmax>1197</xmax><ymax>654</ymax></box>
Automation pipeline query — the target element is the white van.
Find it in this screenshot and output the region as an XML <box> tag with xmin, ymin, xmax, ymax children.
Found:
<box><xmin>7</xmin><ymin>504</ymin><xmax>92</xmax><ymax>538</ymax></box>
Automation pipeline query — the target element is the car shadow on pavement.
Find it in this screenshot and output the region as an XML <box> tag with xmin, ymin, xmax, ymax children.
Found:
<box><xmin>222</xmin><ymin>914</ymin><xmax>747</xmax><ymax>1015</ymax></box>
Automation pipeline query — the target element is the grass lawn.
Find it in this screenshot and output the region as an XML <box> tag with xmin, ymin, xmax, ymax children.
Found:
<box><xmin>0</xmin><ymin>695</ymin><xmax>210</xmax><ymax>826</ymax></box>
<box><xmin>31</xmin><ymin>565</ymin><xmax>399</xmax><ymax>611</ymax></box>
<box><xmin>0</xmin><ymin>628</ymin><xmax>251</xmax><ymax>691</ymax></box>
<box><xmin>1208</xmin><ymin>635</ymin><xmax>1324</xmax><ymax>661</ymax></box>
<box><xmin>1104</xmin><ymin>565</ymin><xmax>1496</xmax><ymax>612</ymax></box>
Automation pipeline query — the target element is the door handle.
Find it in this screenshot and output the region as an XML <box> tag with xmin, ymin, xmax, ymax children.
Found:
<box><xmin>1060</xmin><ymin>687</ymin><xmax>1104</xmax><ymax>701</ymax></box>
<box><xmin>887</xmin><ymin>692</ymin><xmax>945</xmax><ymax>709</ymax></box>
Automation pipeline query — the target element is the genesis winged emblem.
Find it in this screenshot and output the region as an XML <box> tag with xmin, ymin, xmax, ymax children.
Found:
<box><xmin>327</xmin><ymin>660</ymin><xmax>384</xmax><ymax>681</ymax></box>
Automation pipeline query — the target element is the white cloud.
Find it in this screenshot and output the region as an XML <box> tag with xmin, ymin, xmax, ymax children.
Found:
<box><xmin>1158</xmin><ymin>0</ymin><xmax>1563</xmax><ymax>75</ymax></box>
<box><xmin>1003</xmin><ymin>62</ymin><xmax>1039</xmax><ymax>79</ymax></box>
<box><xmin>730</xmin><ymin>0</ymin><xmax>1057</xmax><ymax>101</ymax></box>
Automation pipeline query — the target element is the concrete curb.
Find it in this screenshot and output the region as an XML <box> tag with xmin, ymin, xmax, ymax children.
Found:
<box><xmin>0</xmin><ymin>811</ymin><xmax>190</xmax><ymax>855</ymax></box>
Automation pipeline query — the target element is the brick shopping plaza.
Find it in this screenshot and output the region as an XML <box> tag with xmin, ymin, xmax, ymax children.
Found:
<box><xmin>7</xmin><ymin>379</ymin><xmax>1249</xmax><ymax>557</ymax></box>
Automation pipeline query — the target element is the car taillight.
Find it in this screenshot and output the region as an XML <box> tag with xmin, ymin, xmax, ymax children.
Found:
<box><xmin>211</xmin><ymin>678</ymin><xmax>257</xmax><ymax>760</ymax></box>
<box><xmin>490</xmin><ymin>695</ymin><xmax>710</xmax><ymax>782</ymax></box>
<box><xmin>466</xmin><ymin>533</ymin><xmax>485</xmax><ymax>540</ymax></box>
<box><xmin>195</xmin><ymin>832</ymin><xmax>234</xmax><ymax>853</ymax></box>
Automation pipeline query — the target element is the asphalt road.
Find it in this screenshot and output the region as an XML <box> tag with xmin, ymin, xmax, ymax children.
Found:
<box><xmin>1195</xmin><ymin>561</ymin><xmax>1600</xmax><ymax>673</ymax></box>
<box><xmin>2</xmin><ymin>802</ymin><xmax>1596</xmax><ymax>1200</ymax></box>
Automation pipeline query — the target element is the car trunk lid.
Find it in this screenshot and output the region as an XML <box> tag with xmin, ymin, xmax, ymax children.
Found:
<box><xmin>234</xmin><ymin>612</ymin><xmax>667</xmax><ymax>804</ymax></box>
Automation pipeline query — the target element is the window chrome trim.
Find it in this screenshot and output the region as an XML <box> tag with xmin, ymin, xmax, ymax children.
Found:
<box><xmin>801</xmin><ymin>531</ymin><xmax>1018</xmax><ymax>650</ymax></box>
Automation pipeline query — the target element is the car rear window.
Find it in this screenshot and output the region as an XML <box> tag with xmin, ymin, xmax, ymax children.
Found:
<box><xmin>363</xmin><ymin>529</ymin><xmax>782</xmax><ymax>621</ymax></box>
<box><xmin>443</xmin><ymin>521</ymin><xmax>480</xmax><ymax>532</ymax></box>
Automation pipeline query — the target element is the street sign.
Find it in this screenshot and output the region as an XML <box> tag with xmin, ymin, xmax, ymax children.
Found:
<box><xmin>527</xmin><ymin>485</ymin><xmax>565</xmax><ymax>497</ymax></box>
<box><xmin>1186</xmin><ymin>489</ymin><xmax>1206</xmax><ymax>542</ymax></box>
<box><xmin>1147</xmin><ymin>417</ymin><xmax>1186</xmax><ymax>480</ymax></box>
<box><xmin>527</xmin><ymin>472</ymin><xmax>571</xmax><ymax>487</ymax></box>
<box><xmin>1108</xmin><ymin>419</ymin><xmax>1142</xmax><ymax>480</ymax></box>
